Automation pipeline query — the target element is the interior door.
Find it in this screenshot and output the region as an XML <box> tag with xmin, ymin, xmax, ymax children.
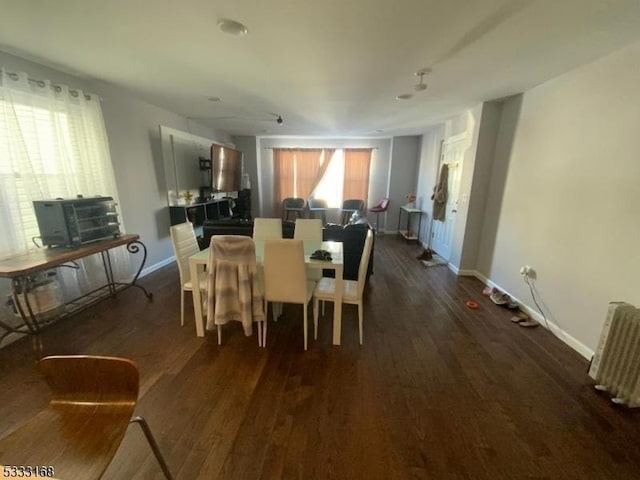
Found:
<box><xmin>430</xmin><ymin>134</ymin><xmax>465</xmax><ymax>261</ymax></box>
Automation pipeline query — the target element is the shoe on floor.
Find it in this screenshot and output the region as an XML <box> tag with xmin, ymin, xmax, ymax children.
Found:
<box><xmin>518</xmin><ymin>320</ymin><xmax>539</xmax><ymax>328</ymax></box>
<box><xmin>416</xmin><ymin>248</ymin><xmax>433</xmax><ymax>260</ymax></box>
<box><xmin>490</xmin><ymin>292</ymin><xmax>510</xmax><ymax>305</ymax></box>
<box><xmin>511</xmin><ymin>311</ymin><xmax>529</xmax><ymax>323</ymax></box>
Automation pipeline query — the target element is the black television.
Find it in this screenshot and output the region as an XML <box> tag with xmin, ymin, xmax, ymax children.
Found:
<box><xmin>211</xmin><ymin>144</ymin><xmax>243</xmax><ymax>192</ymax></box>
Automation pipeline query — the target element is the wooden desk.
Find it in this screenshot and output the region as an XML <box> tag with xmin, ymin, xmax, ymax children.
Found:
<box><xmin>189</xmin><ymin>240</ymin><xmax>345</xmax><ymax>344</ymax></box>
<box><xmin>0</xmin><ymin>234</ymin><xmax>152</xmax><ymax>339</ymax></box>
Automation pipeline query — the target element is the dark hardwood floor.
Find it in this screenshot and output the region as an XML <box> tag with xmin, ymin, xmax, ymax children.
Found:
<box><xmin>1</xmin><ymin>235</ymin><xmax>639</xmax><ymax>479</ymax></box>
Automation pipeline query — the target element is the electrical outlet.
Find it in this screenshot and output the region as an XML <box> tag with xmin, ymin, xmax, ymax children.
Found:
<box><xmin>520</xmin><ymin>265</ymin><xmax>532</xmax><ymax>276</ymax></box>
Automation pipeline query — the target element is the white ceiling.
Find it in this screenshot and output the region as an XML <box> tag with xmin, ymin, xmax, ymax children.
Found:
<box><xmin>1</xmin><ymin>0</ymin><xmax>640</xmax><ymax>137</ymax></box>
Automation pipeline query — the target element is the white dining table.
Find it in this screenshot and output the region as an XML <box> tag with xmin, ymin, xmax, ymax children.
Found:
<box><xmin>188</xmin><ymin>239</ymin><xmax>344</xmax><ymax>345</ymax></box>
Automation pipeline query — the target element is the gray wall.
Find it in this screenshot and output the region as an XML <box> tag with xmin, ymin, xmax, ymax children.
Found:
<box><xmin>388</xmin><ymin>136</ymin><xmax>422</xmax><ymax>234</ymax></box>
<box><xmin>474</xmin><ymin>41</ymin><xmax>640</xmax><ymax>355</ymax></box>
<box><xmin>458</xmin><ymin>101</ymin><xmax>503</xmax><ymax>270</ymax></box>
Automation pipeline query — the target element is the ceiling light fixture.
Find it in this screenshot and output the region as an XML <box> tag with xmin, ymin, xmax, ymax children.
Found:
<box><xmin>217</xmin><ymin>18</ymin><xmax>248</xmax><ymax>36</ymax></box>
<box><xmin>396</xmin><ymin>68</ymin><xmax>432</xmax><ymax>100</ymax></box>
<box><xmin>414</xmin><ymin>68</ymin><xmax>431</xmax><ymax>92</ymax></box>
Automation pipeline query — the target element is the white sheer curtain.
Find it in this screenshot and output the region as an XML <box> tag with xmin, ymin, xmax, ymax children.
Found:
<box><xmin>0</xmin><ymin>69</ymin><xmax>129</xmax><ymax>311</ymax></box>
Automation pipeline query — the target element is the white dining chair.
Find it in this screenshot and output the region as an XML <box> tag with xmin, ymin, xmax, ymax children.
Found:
<box><xmin>294</xmin><ymin>218</ymin><xmax>323</xmax><ymax>281</ymax></box>
<box><xmin>253</xmin><ymin>218</ymin><xmax>283</xmax><ymax>241</ymax></box>
<box><xmin>313</xmin><ymin>229</ymin><xmax>373</xmax><ymax>344</ymax></box>
<box><xmin>170</xmin><ymin>222</ymin><xmax>207</xmax><ymax>327</ymax></box>
<box><xmin>207</xmin><ymin>235</ymin><xmax>265</xmax><ymax>346</ymax></box>
<box><xmin>293</xmin><ymin>218</ymin><xmax>323</xmax><ymax>241</ymax></box>
<box><xmin>263</xmin><ymin>239</ymin><xmax>316</xmax><ymax>350</ymax></box>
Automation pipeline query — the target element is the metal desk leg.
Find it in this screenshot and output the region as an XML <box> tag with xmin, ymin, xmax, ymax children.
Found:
<box><xmin>332</xmin><ymin>263</ymin><xmax>344</xmax><ymax>345</ymax></box>
<box><xmin>111</xmin><ymin>240</ymin><xmax>153</xmax><ymax>300</ymax></box>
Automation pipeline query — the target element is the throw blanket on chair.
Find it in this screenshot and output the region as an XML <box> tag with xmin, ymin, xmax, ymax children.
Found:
<box><xmin>431</xmin><ymin>163</ymin><xmax>448</xmax><ymax>221</ymax></box>
<box><xmin>206</xmin><ymin>236</ymin><xmax>264</xmax><ymax>335</ymax></box>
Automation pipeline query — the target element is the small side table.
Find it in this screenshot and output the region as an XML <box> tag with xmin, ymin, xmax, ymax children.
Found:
<box><xmin>397</xmin><ymin>206</ymin><xmax>423</xmax><ymax>243</ymax></box>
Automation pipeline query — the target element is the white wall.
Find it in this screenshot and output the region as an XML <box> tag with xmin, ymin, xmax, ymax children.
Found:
<box><xmin>0</xmin><ymin>51</ymin><xmax>231</xmax><ymax>273</ymax></box>
<box><xmin>476</xmin><ymin>41</ymin><xmax>640</xmax><ymax>355</ymax></box>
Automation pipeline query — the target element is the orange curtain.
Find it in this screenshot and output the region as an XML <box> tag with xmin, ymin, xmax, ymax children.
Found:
<box><xmin>343</xmin><ymin>148</ymin><xmax>372</xmax><ymax>209</ymax></box>
<box><xmin>300</xmin><ymin>149</ymin><xmax>335</xmax><ymax>201</ymax></box>
<box><xmin>293</xmin><ymin>149</ymin><xmax>323</xmax><ymax>200</ymax></box>
<box><xmin>273</xmin><ymin>149</ymin><xmax>295</xmax><ymax>216</ymax></box>
<box><xmin>273</xmin><ymin>149</ymin><xmax>337</xmax><ymax>212</ymax></box>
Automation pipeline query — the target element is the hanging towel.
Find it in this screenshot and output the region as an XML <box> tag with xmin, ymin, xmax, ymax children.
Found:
<box><xmin>431</xmin><ymin>163</ymin><xmax>448</xmax><ymax>221</ymax></box>
<box><xmin>206</xmin><ymin>235</ymin><xmax>265</xmax><ymax>335</ymax></box>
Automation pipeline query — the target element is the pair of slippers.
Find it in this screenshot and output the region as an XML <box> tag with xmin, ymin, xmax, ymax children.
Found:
<box><xmin>511</xmin><ymin>311</ymin><xmax>538</xmax><ymax>328</ymax></box>
<box><xmin>489</xmin><ymin>291</ymin><xmax>519</xmax><ymax>309</ymax></box>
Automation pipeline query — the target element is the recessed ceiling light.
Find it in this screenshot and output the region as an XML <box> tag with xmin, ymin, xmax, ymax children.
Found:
<box><xmin>217</xmin><ymin>19</ymin><xmax>248</xmax><ymax>36</ymax></box>
<box><xmin>207</xmin><ymin>96</ymin><xmax>221</xmax><ymax>102</ymax></box>
<box><xmin>396</xmin><ymin>93</ymin><xmax>413</xmax><ymax>100</ymax></box>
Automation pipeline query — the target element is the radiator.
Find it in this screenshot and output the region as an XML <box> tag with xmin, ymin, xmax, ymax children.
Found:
<box><xmin>588</xmin><ymin>302</ymin><xmax>640</xmax><ymax>407</ymax></box>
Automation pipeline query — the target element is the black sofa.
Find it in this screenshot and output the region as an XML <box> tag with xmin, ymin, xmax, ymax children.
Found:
<box><xmin>202</xmin><ymin>218</ymin><xmax>373</xmax><ymax>281</ymax></box>
<box><xmin>322</xmin><ymin>223</ymin><xmax>374</xmax><ymax>281</ymax></box>
<box><xmin>201</xmin><ymin>219</ymin><xmax>295</xmax><ymax>241</ymax></box>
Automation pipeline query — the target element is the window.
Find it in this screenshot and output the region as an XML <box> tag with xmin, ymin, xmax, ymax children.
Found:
<box><xmin>313</xmin><ymin>150</ymin><xmax>344</xmax><ymax>207</ymax></box>
<box><xmin>273</xmin><ymin>147</ymin><xmax>372</xmax><ymax>211</ymax></box>
<box><xmin>0</xmin><ymin>71</ymin><xmax>119</xmax><ymax>257</ymax></box>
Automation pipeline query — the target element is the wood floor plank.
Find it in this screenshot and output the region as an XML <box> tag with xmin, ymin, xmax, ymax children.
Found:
<box><xmin>1</xmin><ymin>235</ymin><xmax>640</xmax><ymax>479</ymax></box>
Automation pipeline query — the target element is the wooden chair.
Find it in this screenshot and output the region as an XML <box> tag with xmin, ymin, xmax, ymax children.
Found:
<box><xmin>170</xmin><ymin>222</ymin><xmax>206</xmax><ymax>326</ymax></box>
<box><xmin>313</xmin><ymin>229</ymin><xmax>373</xmax><ymax>344</ymax></box>
<box><xmin>282</xmin><ymin>197</ymin><xmax>305</xmax><ymax>221</ymax></box>
<box><xmin>263</xmin><ymin>239</ymin><xmax>316</xmax><ymax>350</ymax></box>
<box><xmin>0</xmin><ymin>355</ymin><xmax>172</xmax><ymax>480</ymax></box>
<box><xmin>340</xmin><ymin>199</ymin><xmax>365</xmax><ymax>224</ymax></box>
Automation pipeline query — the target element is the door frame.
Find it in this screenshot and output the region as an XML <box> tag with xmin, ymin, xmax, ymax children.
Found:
<box><xmin>428</xmin><ymin>132</ymin><xmax>467</xmax><ymax>260</ymax></box>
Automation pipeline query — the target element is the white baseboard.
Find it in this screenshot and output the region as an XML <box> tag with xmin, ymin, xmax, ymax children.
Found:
<box><xmin>139</xmin><ymin>255</ymin><xmax>175</xmax><ymax>278</ymax></box>
<box><xmin>454</xmin><ymin>268</ymin><xmax>476</xmax><ymax>276</ymax></box>
<box><xmin>465</xmin><ymin>270</ymin><xmax>594</xmax><ymax>360</ymax></box>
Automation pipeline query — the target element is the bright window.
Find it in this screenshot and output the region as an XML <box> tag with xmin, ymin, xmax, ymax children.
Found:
<box><xmin>313</xmin><ymin>149</ymin><xmax>344</xmax><ymax>207</ymax></box>
<box><xmin>0</xmin><ymin>72</ymin><xmax>119</xmax><ymax>257</ymax></box>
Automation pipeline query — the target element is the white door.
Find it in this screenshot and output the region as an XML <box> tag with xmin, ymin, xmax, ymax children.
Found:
<box><xmin>430</xmin><ymin>134</ymin><xmax>465</xmax><ymax>261</ymax></box>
